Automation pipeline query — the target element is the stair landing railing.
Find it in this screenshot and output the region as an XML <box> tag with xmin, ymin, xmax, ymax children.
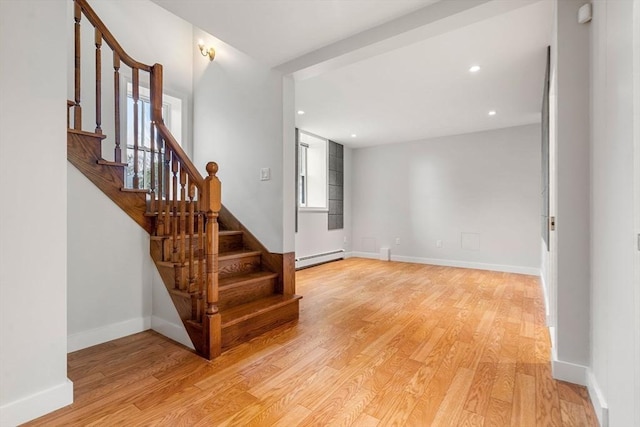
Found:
<box><xmin>68</xmin><ymin>0</ymin><xmax>221</xmax><ymax>358</ymax></box>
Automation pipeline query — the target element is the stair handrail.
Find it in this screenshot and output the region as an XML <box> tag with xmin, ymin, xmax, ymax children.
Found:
<box><xmin>73</xmin><ymin>0</ymin><xmax>204</xmax><ymax>188</ymax></box>
<box><xmin>155</xmin><ymin>122</ymin><xmax>204</xmax><ymax>188</ymax></box>
<box><xmin>75</xmin><ymin>0</ymin><xmax>152</xmax><ymax>72</ymax></box>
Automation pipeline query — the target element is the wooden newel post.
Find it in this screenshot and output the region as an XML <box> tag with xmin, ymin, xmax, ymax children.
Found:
<box><xmin>203</xmin><ymin>161</ymin><xmax>222</xmax><ymax>358</ymax></box>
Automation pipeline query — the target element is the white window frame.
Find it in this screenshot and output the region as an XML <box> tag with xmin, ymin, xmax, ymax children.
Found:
<box><xmin>298</xmin><ymin>130</ymin><xmax>328</xmax><ymax>212</ymax></box>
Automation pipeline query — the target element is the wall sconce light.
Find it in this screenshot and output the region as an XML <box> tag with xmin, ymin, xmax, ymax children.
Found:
<box><xmin>198</xmin><ymin>39</ymin><xmax>215</xmax><ymax>61</ymax></box>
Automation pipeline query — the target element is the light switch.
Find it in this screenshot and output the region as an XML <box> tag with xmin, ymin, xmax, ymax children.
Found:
<box><xmin>260</xmin><ymin>168</ymin><xmax>271</xmax><ymax>181</ymax></box>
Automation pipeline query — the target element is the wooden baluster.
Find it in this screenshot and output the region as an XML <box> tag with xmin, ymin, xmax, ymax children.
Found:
<box><xmin>132</xmin><ymin>68</ymin><xmax>140</xmax><ymax>188</ymax></box>
<box><xmin>74</xmin><ymin>2</ymin><xmax>82</xmax><ymax>129</ymax></box>
<box><xmin>203</xmin><ymin>162</ymin><xmax>222</xmax><ymax>358</ymax></box>
<box><xmin>171</xmin><ymin>153</ymin><xmax>181</xmax><ymax>289</ymax></box>
<box><xmin>179</xmin><ymin>169</ymin><xmax>187</xmax><ymax>265</ymax></box>
<box><xmin>197</xmin><ymin>197</ymin><xmax>205</xmax><ymax>323</ymax></box>
<box><xmin>150</xmin><ymin>64</ymin><xmax>163</xmax><ymax>124</ymax></box>
<box><xmin>188</xmin><ymin>183</ymin><xmax>197</xmax><ymax>319</ymax></box>
<box><xmin>94</xmin><ymin>28</ymin><xmax>102</xmax><ymax>134</ymax></box>
<box><xmin>113</xmin><ymin>52</ymin><xmax>122</xmax><ymax>163</ymax></box>
<box><xmin>149</xmin><ymin>122</ymin><xmax>156</xmax><ymax>214</ymax></box>
<box><xmin>163</xmin><ymin>147</ymin><xmax>171</xmax><ymax>237</ymax></box>
<box><xmin>157</xmin><ymin>137</ymin><xmax>165</xmax><ymax>234</ymax></box>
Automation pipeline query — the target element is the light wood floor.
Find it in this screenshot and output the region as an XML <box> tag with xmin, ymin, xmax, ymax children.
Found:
<box><xmin>26</xmin><ymin>258</ymin><xmax>597</xmax><ymax>426</ymax></box>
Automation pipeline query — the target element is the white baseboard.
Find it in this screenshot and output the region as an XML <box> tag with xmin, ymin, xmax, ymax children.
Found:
<box><xmin>348</xmin><ymin>252</ymin><xmax>539</xmax><ymax>275</ymax></box>
<box><xmin>349</xmin><ymin>251</ymin><xmax>377</xmax><ymax>260</ymax></box>
<box><xmin>151</xmin><ymin>315</ymin><xmax>194</xmax><ymax>350</ymax></box>
<box><xmin>67</xmin><ymin>316</ymin><xmax>151</xmax><ymax>353</ymax></box>
<box><xmin>551</xmin><ymin>348</ymin><xmax>588</xmax><ymax>386</ymax></box>
<box><xmin>539</xmin><ymin>271</ymin><xmax>554</xmax><ymax>326</ymax></box>
<box><xmin>587</xmin><ymin>370</ymin><xmax>609</xmax><ymax>427</ymax></box>
<box><xmin>0</xmin><ymin>379</ymin><xmax>73</xmax><ymax>426</ymax></box>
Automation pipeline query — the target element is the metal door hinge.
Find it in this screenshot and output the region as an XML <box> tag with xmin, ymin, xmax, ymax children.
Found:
<box><xmin>550</xmin><ymin>216</ymin><xmax>556</xmax><ymax>231</ymax></box>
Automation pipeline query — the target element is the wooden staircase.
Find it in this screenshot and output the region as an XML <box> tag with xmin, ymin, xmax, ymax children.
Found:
<box><xmin>150</xmin><ymin>216</ymin><xmax>300</xmax><ymax>352</ymax></box>
<box><xmin>68</xmin><ymin>0</ymin><xmax>300</xmax><ymax>359</ymax></box>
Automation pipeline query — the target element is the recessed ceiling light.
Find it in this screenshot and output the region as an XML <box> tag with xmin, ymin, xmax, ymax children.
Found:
<box><xmin>488</xmin><ymin>110</ymin><xmax>497</xmax><ymax>116</ymax></box>
<box><xmin>297</xmin><ymin>110</ymin><xmax>305</xmax><ymax>115</ymax></box>
<box><xmin>469</xmin><ymin>65</ymin><xmax>481</xmax><ymax>73</ymax></box>
<box><xmin>351</xmin><ymin>134</ymin><xmax>357</xmax><ymax>138</ymax></box>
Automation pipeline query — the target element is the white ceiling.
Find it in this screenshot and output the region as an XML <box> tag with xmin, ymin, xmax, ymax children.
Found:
<box><xmin>151</xmin><ymin>0</ymin><xmax>437</xmax><ymax>67</ymax></box>
<box><xmin>296</xmin><ymin>0</ymin><xmax>553</xmax><ymax>147</ymax></box>
<box><xmin>150</xmin><ymin>0</ymin><xmax>553</xmax><ymax>148</ymax></box>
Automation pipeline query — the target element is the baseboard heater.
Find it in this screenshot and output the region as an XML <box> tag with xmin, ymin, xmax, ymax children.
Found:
<box><xmin>295</xmin><ymin>249</ymin><xmax>345</xmax><ymax>269</ymax></box>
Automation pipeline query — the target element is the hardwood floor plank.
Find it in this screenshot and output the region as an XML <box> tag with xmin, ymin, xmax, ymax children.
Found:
<box><xmin>535</xmin><ymin>363</ymin><xmax>563</xmax><ymax>426</ymax></box>
<box><xmin>25</xmin><ymin>259</ymin><xmax>598</xmax><ymax>427</ymax></box>
<box><xmin>511</xmin><ymin>372</ymin><xmax>536</xmax><ymax>426</ymax></box>
<box><xmin>463</xmin><ymin>361</ymin><xmax>498</xmax><ymax>416</ymax></box>
<box><xmin>271</xmin><ymin>404</ymin><xmax>312</xmax><ymax>427</ymax></box>
<box><xmin>431</xmin><ymin>367</ymin><xmax>476</xmax><ymax>425</ymax></box>
<box><xmin>560</xmin><ymin>399</ymin><xmax>590</xmax><ymax>426</ymax></box>
<box><xmin>485</xmin><ymin>397</ymin><xmax>512</xmax><ymax>426</ymax></box>
<box><xmin>458</xmin><ymin>409</ymin><xmax>485</xmax><ymax>426</ymax></box>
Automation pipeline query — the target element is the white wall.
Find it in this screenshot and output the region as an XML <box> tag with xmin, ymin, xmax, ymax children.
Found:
<box><xmin>296</xmin><ymin>147</ymin><xmax>352</xmax><ymax>258</ymax></box>
<box><xmin>73</xmin><ymin>0</ymin><xmax>194</xmax><ymax>157</ymax></box>
<box><xmin>0</xmin><ymin>1</ymin><xmax>72</xmax><ymax>425</ymax></box>
<box><xmin>588</xmin><ymin>0</ymin><xmax>639</xmax><ymax>425</ymax></box>
<box><xmin>552</xmin><ymin>0</ymin><xmax>591</xmax><ymax>382</ymax></box>
<box><xmin>67</xmin><ymin>0</ymin><xmax>195</xmax><ymax>352</ymax></box>
<box><xmin>193</xmin><ymin>28</ymin><xmax>288</xmax><ymax>253</ymax></box>
<box><xmin>67</xmin><ymin>166</ymin><xmax>154</xmax><ymax>351</ymax></box>
<box><xmin>351</xmin><ymin>124</ymin><xmax>541</xmax><ymax>274</ymax></box>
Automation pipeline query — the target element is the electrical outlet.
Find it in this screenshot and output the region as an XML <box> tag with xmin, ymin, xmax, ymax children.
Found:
<box><xmin>260</xmin><ymin>167</ymin><xmax>270</xmax><ymax>181</ymax></box>
<box><xmin>395</xmin><ymin>237</ymin><xmax>401</xmax><ymax>245</ymax></box>
<box><xmin>436</xmin><ymin>239</ymin><xmax>443</xmax><ymax>248</ymax></box>
<box><xmin>343</xmin><ymin>236</ymin><xmax>348</xmax><ymax>243</ymax></box>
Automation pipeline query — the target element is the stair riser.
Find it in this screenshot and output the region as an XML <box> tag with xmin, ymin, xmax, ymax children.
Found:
<box><xmin>160</xmin><ymin>237</ymin><xmax>203</xmax><ymax>263</ymax></box>
<box><xmin>153</xmin><ymin>233</ymin><xmax>244</xmax><ymax>262</ymax></box>
<box><xmin>219</xmin><ymin>254</ymin><xmax>261</xmax><ymax>278</ymax></box>
<box><xmin>154</xmin><ymin>262</ymin><xmax>202</xmax><ymax>292</ymax></box>
<box><xmin>154</xmin><ymin>255</ymin><xmax>263</xmax><ymax>290</ymax></box>
<box><xmin>220</xmin><ymin>233</ymin><xmax>244</xmax><ymax>253</ymax></box>
<box><xmin>219</xmin><ymin>278</ymin><xmax>277</xmax><ymax>310</ymax></box>
<box><xmin>153</xmin><ymin>213</ymin><xmax>203</xmax><ymax>238</ymax></box>
<box><xmin>221</xmin><ymin>299</ymin><xmax>299</xmax><ymax>350</ymax></box>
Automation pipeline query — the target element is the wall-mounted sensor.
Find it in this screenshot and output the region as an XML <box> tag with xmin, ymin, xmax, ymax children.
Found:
<box><xmin>578</xmin><ymin>3</ymin><xmax>592</xmax><ymax>24</ymax></box>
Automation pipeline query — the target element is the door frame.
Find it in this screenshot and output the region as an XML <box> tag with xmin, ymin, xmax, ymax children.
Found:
<box><xmin>633</xmin><ymin>1</ymin><xmax>640</xmax><ymax>425</ymax></box>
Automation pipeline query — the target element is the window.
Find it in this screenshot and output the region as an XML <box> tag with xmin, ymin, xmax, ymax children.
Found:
<box><xmin>297</xmin><ymin>131</ymin><xmax>327</xmax><ymax>210</ymax></box>
<box><xmin>124</xmin><ymin>82</ymin><xmax>182</xmax><ymax>189</ymax></box>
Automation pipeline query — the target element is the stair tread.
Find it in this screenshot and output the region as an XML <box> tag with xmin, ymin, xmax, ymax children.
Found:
<box><xmin>121</xmin><ymin>187</ymin><xmax>149</xmax><ymax>193</ymax></box>
<box><xmin>150</xmin><ymin>230</ymin><xmax>242</xmax><ymax>241</ymax></box>
<box><xmin>155</xmin><ymin>249</ymin><xmax>260</xmax><ymax>268</ymax></box>
<box><xmin>219</xmin><ymin>249</ymin><xmax>261</xmax><ymax>261</ymax></box>
<box><xmin>221</xmin><ymin>294</ymin><xmax>302</xmax><ymax>327</ymax></box>
<box><xmin>97</xmin><ymin>159</ymin><xmax>128</xmax><ymax>167</ymax></box>
<box><xmin>219</xmin><ymin>270</ymin><xmax>278</xmax><ymax>289</ymax></box>
<box><xmin>68</xmin><ymin>128</ymin><xmax>107</xmax><ymax>139</ymax></box>
<box><xmin>144</xmin><ymin>210</ymin><xmax>201</xmax><ymax>217</ymax></box>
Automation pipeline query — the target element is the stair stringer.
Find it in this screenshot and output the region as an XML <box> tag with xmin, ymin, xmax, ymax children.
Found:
<box><xmin>67</xmin><ymin>130</ymin><xmax>153</xmax><ymax>234</ymax></box>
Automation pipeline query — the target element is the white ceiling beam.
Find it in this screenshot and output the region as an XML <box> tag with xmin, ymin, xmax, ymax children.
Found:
<box><xmin>277</xmin><ymin>0</ymin><xmax>542</xmax><ymax>80</ymax></box>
